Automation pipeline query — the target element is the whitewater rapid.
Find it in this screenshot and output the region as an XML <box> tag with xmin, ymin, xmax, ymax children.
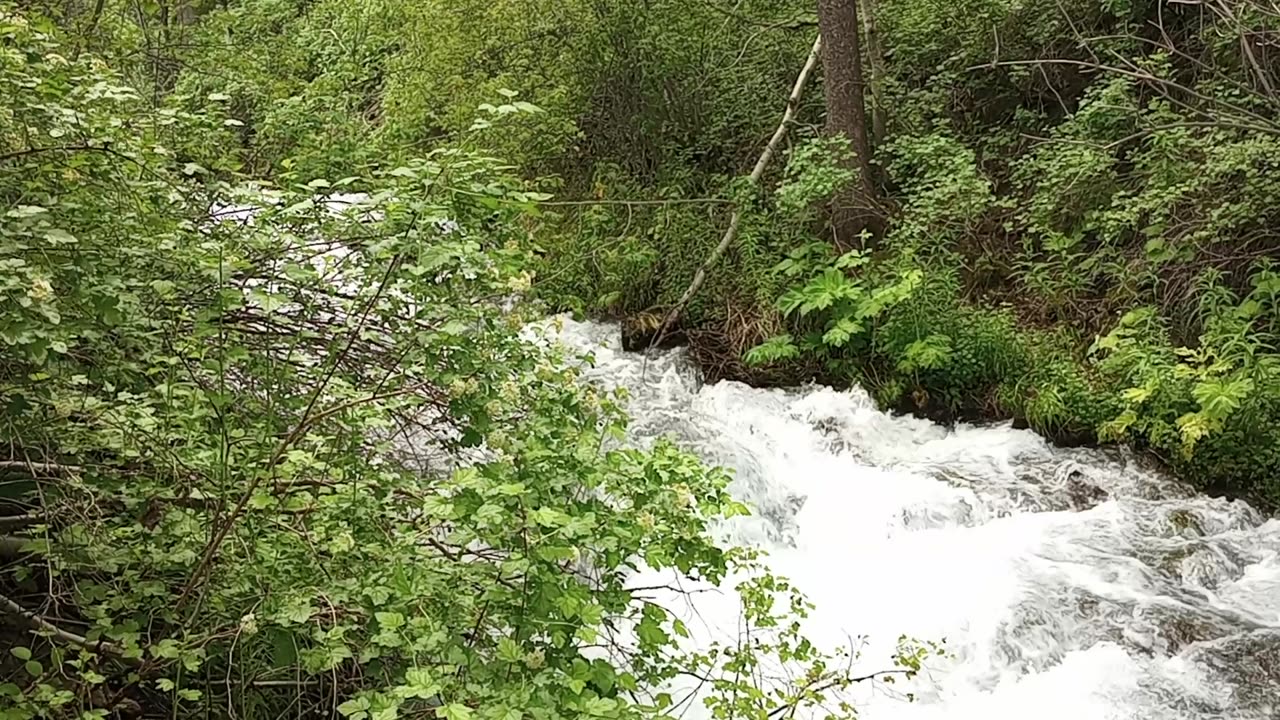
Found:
<box><xmin>546</xmin><ymin>318</ymin><xmax>1280</xmax><ymax>720</ymax></box>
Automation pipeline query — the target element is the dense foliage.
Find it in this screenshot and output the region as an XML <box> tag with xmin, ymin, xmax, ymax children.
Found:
<box><xmin>1</xmin><ymin>0</ymin><xmax>1278</xmax><ymax>714</ymax></box>
<box><xmin>0</xmin><ymin>7</ymin><xmax>943</xmax><ymax>719</ymax></box>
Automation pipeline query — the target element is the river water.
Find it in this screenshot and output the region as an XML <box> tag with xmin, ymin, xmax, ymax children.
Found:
<box><xmin>545</xmin><ymin>318</ymin><xmax>1280</xmax><ymax>720</ymax></box>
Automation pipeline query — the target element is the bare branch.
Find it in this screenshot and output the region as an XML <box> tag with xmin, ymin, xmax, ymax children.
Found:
<box><xmin>0</xmin><ymin>460</ymin><xmax>83</xmax><ymax>476</ymax></box>
<box><xmin>969</xmin><ymin>58</ymin><xmax>1280</xmax><ymax>130</ymax></box>
<box><xmin>0</xmin><ymin>514</ymin><xmax>41</xmax><ymax>530</ymax></box>
<box><xmin>652</xmin><ymin>36</ymin><xmax>825</xmax><ymax>349</ymax></box>
<box><xmin>1</xmin><ymin>592</ymin><xmax>132</xmax><ymax>660</ymax></box>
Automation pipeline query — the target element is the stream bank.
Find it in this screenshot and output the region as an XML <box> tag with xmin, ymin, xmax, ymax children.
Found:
<box><xmin>618</xmin><ymin>312</ymin><xmax>1276</xmax><ymax>513</ymax></box>
<box><xmin>556</xmin><ymin>315</ymin><xmax>1280</xmax><ymax>720</ymax></box>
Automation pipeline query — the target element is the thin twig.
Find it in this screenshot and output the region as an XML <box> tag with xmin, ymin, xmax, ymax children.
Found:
<box><xmin>764</xmin><ymin>670</ymin><xmax>910</xmax><ymax>719</ymax></box>
<box><xmin>969</xmin><ymin>58</ymin><xmax>1280</xmax><ymax>130</ymax></box>
<box><xmin>173</xmin><ymin>251</ymin><xmax>406</xmax><ymax>614</ymax></box>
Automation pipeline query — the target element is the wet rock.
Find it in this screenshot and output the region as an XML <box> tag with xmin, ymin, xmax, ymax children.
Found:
<box><xmin>1167</xmin><ymin>509</ymin><xmax>1205</xmax><ymax>537</ymax></box>
<box><xmin>1202</xmin><ymin>477</ymin><xmax>1256</xmax><ymax>505</ymax></box>
<box><xmin>756</xmin><ymin>492</ymin><xmax>806</xmax><ymax>546</ymax></box>
<box><xmin>1184</xmin><ymin>630</ymin><xmax>1280</xmax><ymax>715</ymax></box>
<box><xmin>620</xmin><ymin>313</ymin><xmax>685</xmax><ymax>351</ymax></box>
<box><xmin>1178</xmin><ymin>544</ymin><xmax>1247</xmax><ymax>591</ymax></box>
<box><xmin>892</xmin><ymin>386</ymin><xmax>959</xmax><ymax>425</ymax></box>
<box><xmin>992</xmin><ymin>587</ymin><xmax>1129</xmax><ymax>674</ymax></box>
<box><xmin>811</xmin><ymin>417</ymin><xmax>856</xmax><ymax>456</ymax></box>
<box><xmin>1046</xmin><ymin>425</ymin><xmax>1099</xmax><ymax>448</ymax></box>
<box><xmin>1149</xmin><ymin>544</ymin><xmax>1196</xmax><ymax>581</ymax></box>
<box><xmin>1132</xmin><ymin>603</ymin><xmax>1248</xmax><ymax>655</ymax></box>
<box><xmin>900</xmin><ymin>497</ymin><xmax>977</xmax><ymax>530</ymax></box>
<box><xmin>1066</xmin><ymin>471</ymin><xmax>1110</xmax><ymax>511</ymax></box>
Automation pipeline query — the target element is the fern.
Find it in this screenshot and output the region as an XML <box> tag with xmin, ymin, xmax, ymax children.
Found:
<box><xmin>897</xmin><ymin>334</ymin><xmax>954</xmax><ymax>373</ymax></box>
<box><xmin>745</xmin><ymin>334</ymin><xmax>800</xmax><ymax>366</ymax></box>
<box><xmin>822</xmin><ymin>318</ymin><xmax>864</xmax><ymax>348</ymax></box>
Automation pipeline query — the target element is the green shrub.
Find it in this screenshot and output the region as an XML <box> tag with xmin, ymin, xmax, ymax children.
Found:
<box><xmin>2</xmin><ymin>13</ymin><xmax>914</xmax><ymax>718</ymax></box>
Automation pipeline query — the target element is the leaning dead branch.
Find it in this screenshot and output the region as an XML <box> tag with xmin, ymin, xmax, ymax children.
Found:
<box><xmin>651</xmin><ymin>35</ymin><xmax>824</xmax><ymax>349</ymax></box>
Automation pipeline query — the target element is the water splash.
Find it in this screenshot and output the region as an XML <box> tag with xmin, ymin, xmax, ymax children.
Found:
<box><xmin>542</xmin><ymin>317</ymin><xmax>1280</xmax><ymax>719</ymax></box>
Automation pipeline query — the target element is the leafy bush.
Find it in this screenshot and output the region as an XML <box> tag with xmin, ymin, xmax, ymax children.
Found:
<box><xmin>745</xmin><ymin>245</ymin><xmax>923</xmax><ymax>367</ymax></box>
<box><xmin>2</xmin><ymin>12</ymin><xmax>924</xmax><ymax>719</ymax></box>
<box><xmin>1094</xmin><ymin>266</ymin><xmax>1280</xmax><ymax>499</ymax></box>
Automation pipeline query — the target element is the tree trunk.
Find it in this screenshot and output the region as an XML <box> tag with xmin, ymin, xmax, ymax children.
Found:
<box><xmin>860</xmin><ymin>0</ymin><xmax>888</xmax><ymax>148</ymax></box>
<box><xmin>817</xmin><ymin>0</ymin><xmax>878</xmax><ymax>247</ymax></box>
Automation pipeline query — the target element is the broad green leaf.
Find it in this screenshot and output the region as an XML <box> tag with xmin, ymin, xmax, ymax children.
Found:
<box><xmin>438</xmin><ymin>704</ymin><xmax>473</xmax><ymax>720</ymax></box>
<box><xmin>338</xmin><ymin>697</ymin><xmax>371</xmax><ymax>718</ymax></box>
<box><xmin>375</xmin><ymin>612</ymin><xmax>404</xmax><ymax>629</ymax></box>
<box><xmin>497</xmin><ymin>637</ymin><xmax>523</xmax><ymax>663</ymax></box>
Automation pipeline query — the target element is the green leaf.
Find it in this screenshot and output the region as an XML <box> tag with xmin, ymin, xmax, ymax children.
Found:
<box><xmin>43</xmin><ymin>228</ymin><xmax>76</xmax><ymax>244</ymax></box>
<box><xmin>24</xmin><ymin>660</ymin><xmax>42</xmax><ymax>677</ymax></box>
<box><xmin>583</xmin><ymin>697</ymin><xmax>616</xmax><ymax>716</ymax></box>
<box><xmin>821</xmin><ymin>317</ymin><xmax>863</xmax><ymax>348</ymax></box>
<box><xmin>744</xmin><ymin>335</ymin><xmax>798</xmax><ymax>366</ymax></box>
<box><xmin>474</xmin><ymin>503</ymin><xmax>504</xmax><ymax>526</ymax></box>
<box><xmin>338</xmin><ymin>697</ymin><xmax>371</xmax><ymax>718</ymax></box>
<box><xmin>438</xmin><ymin>704</ymin><xmax>473</xmax><ymax>720</ymax></box>
<box><xmin>151</xmin><ymin>639</ymin><xmax>181</xmax><ymax>659</ymax></box>
<box><xmin>776</xmin><ymin>288</ymin><xmax>807</xmax><ymax>316</ymax></box>
<box><xmin>531</xmin><ymin>506</ymin><xmax>569</xmax><ymax>528</ymax></box>
<box><xmin>497</xmin><ymin>637</ymin><xmax>523</xmax><ymax>663</ymax></box>
<box><xmin>9</xmin><ymin>647</ymin><xmax>31</xmax><ymax>661</ymax></box>
<box><xmin>402</xmin><ymin>668</ymin><xmax>439</xmax><ymax>699</ymax></box>
<box><xmin>635</xmin><ymin>619</ymin><xmax>668</xmax><ymax>646</ymax></box>
<box><xmin>375</xmin><ymin>611</ymin><xmax>404</xmax><ymax>629</ymax></box>
<box><xmin>440</xmin><ymin>319</ymin><xmax>469</xmax><ymax>335</ymax></box>
<box><xmin>1193</xmin><ymin>377</ymin><xmax>1252</xmax><ymax>422</ymax></box>
<box><xmin>280</xmin><ymin>600</ymin><xmax>313</xmax><ymax>625</ymax></box>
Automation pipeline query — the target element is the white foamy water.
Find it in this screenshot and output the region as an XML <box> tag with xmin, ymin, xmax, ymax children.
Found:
<box><xmin>543</xmin><ymin>317</ymin><xmax>1280</xmax><ymax>720</ymax></box>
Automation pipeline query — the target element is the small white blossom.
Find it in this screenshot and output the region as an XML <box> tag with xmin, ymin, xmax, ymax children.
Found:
<box><xmin>27</xmin><ymin>277</ymin><xmax>52</xmax><ymax>301</ymax></box>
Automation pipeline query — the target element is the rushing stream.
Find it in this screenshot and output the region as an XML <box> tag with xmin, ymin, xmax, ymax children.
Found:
<box><xmin>544</xmin><ymin>318</ymin><xmax>1280</xmax><ymax>720</ymax></box>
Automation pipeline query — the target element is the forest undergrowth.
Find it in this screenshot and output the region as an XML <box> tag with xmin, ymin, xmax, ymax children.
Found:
<box><xmin>1</xmin><ymin>0</ymin><xmax>1278</xmax><ymax>716</ymax></box>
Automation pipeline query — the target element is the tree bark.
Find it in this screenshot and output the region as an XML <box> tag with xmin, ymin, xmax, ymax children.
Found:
<box><xmin>860</xmin><ymin>0</ymin><xmax>888</xmax><ymax>148</ymax></box>
<box><xmin>817</xmin><ymin>0</ymin><xmax>879</xmax><ymax>247</ymax></box>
